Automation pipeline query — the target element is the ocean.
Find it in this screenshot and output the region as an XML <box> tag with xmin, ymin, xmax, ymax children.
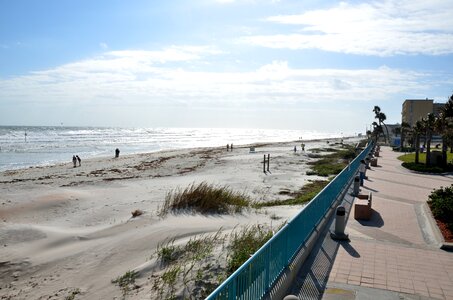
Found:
<box><xmin>0</xmin><ymin>126</ymin><xmax>343</xmax><ymax>171</ymax></box>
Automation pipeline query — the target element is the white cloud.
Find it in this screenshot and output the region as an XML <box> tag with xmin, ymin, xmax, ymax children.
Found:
<box><xmin>99</xmin><ymin>42</ymin><xmax>109</xmax><ymax>49</ymax></box>
<box><xmin>243</xmin><ymin>0</ymin><xmax>453</xmax><ymax>56</ymax></box>
<box><xmin>0</xmin><ymin>47</ymin><xmax>431</xmax><ymax>108</ymax></box>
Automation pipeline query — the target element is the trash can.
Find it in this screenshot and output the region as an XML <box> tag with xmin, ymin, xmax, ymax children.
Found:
<box><xmin>330</xmin><ymin>206</ymin><xmax>349</xmax><ymax>240</ymax></box>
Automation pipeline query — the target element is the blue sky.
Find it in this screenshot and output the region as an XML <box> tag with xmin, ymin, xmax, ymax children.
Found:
<box><xmin>1</xmin><ymin>0</ymin><xmax>453</xmax><ymax>133</ymax></box>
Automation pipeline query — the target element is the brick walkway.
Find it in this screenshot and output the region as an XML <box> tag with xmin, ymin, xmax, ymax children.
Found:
<box><xmin>286</xmin><ymin>146</ymin><xmax>453</xmax><ymax>300</ymax></box>
<box><xmin>326</xmin><ymin>147</ymin><xmax>453</xmax><ymax>299</ymax></box>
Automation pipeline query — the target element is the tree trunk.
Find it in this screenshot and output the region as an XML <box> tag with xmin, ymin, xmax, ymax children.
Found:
<box><xmin>400</xmin><ymin>130</ymin><xmax>405</xmax><ymax>151</ymax></box>
<box><xmin>382</xmin><ymin>122</ymin><xmax>390</xmax><ymax>144</ymax></box>
<box><xmin>442</xmin><ymin>136</ymin><xmax>447</xmax><ymax>167</ymax></box>
<box><xmin>415</xmin><ymin>134</ymin><xmax>420</xmax><ymax>164</ymax></box>
<box><xmin>426</xmin><ymin>132</ymin><xmax>431</xmax><ymax>166</ymax></box>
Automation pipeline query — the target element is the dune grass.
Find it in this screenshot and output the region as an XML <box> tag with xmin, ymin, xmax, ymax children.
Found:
<box><xmin>306</xmin><ymin>146</ymin><xmax>357</xmax><ymax>177</ymax></box>
<box><xmin>111</xmin><ymin>270</ymin><xmax>138</xmax><ymax>298</ymax></box>
<box><xmin>150</xmin><ymin>226</ymin><xmax>279</xmax><ymax>299</ymax></box>
<box><xmin>227</xmin><ymin>225</ymin><xmax>274</xmax><ymax>273</ymax></box>
<box><xmin>255</xmin><ymin>180</ymin><xmax>328</xmax><ymax>207</ymax></box>
<box><xmin>159</xmin><ymin>182</ymin><xmax>251</xmax><ymax>216</ymax></box>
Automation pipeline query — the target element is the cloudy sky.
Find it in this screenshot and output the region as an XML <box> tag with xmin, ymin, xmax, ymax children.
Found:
<box><xmin>1</xmin><ymin>0</ymin><xmax>452</xmax><ymax>133</ymax></box>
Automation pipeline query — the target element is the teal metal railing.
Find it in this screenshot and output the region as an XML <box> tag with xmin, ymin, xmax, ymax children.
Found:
<box><xmin>206</xmin><ymin>142</ymin><xmax>373</xmax><ymax>300</ymax></box>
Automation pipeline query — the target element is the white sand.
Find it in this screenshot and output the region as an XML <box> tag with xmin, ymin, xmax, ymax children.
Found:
<box><xmin>0</xmin><ymin>138</ymin><xmax>351</xmax><ymax>299</ymax></box>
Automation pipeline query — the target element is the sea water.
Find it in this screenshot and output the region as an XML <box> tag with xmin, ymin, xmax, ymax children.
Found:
<box><xmin>0</xmin><ymin>126</ymin><xmax>342</xmax><ymax>171</ymax></box>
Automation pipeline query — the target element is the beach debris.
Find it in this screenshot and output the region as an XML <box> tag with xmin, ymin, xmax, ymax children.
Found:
<box><xmin>131</xmin><ymin>209</ymin><xmax>144</xmax><ymax>218</ymax></box>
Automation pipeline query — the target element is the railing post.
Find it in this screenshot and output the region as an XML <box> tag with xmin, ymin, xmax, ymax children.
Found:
<box><xmin>230</xmin><ymin>276</ymin><xmax>236</xmax><ymax>300</ymax></box>
<box><xmin>265</xmin><ymin>247</ymin><xmax>270</xmax><ymax>293</ymax></box>
<box><xmin>285</xmin><ymin>228</ymin><xmax>289</xmax><ymax>263</ymax></box>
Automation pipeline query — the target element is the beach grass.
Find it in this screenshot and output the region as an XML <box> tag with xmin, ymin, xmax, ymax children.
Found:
<box><xmin>156</xmin><ymin>239</ymin><xmax>180</xmax><ymax>264</ymax></box>
<box><xmin>111</xmin><ymin>270</ymin><xmax>138</xmax><ymax>297</ymax></box>
<box><xmin>227</xmin><ymin>225</ymin><xmax>274</xmax><ymax>273</ymax></box>
<box><xmin>159</xmin><ymin>182</ymin><xmax>251</xmax><ymax>215</ymax></box>
<box><xmin>151</xmin><ymin>230</ymin><xmax>228</xmax><ymax>299</ymax></box>
<box><xmin>255</xmin><ymin>180</ymin><xmax>328</xmax><ymax>207</ymax></box>
<box><xmin>306</xmin><ymin>146</ymin><xmax>357</xmax><ymax>177</ymax></box>
<box><xmin>150</xmin><ymin>225</ymin><xmax>279</xmax><ymax>298</ymax></box>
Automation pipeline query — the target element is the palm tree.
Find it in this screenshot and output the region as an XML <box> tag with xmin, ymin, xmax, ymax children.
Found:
<box><xmin>423</xmin><ymin>113</ymin><xmax>435</xmax><ymax>166</ymax></box>
<box><xmin>435</xmin><ymin>114</ymin><xmax>448</xmax><ymax>166</ymax></box>
<box><xmin>373</xmin><ymin>106</ymin><xmax>389</xmax><ymax>143</ymax></box>
<box><xmin>400</xmin><ymin>122</ymin><xmax>410</xmax><ymax>151</ymax></box>
<box><xmin>371</xmin><ymin>121</ymin><xmax>382</xmax><ymax>143</ymax></box>
<box><xmin>413</xmin><ymin>121</ymin><xmax>424</xmax><ymax>164</ymax></box>
<box><xmin>441</xmin><ymin>94</ymin><xmax>453</xmax><ymax>156</ymax></box>
<box><xmin>378</xmin><ymin>112</ymin><xmax>390</xmax><ymax>142</ymax></box>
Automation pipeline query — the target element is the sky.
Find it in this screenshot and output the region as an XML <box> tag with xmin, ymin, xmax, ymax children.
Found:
<box><xmin>1</xmin><ymin>0</ymin><xmax>453</xmax><ymax>134</ymax></box>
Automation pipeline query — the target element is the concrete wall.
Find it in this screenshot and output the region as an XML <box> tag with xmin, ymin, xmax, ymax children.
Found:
<box><xmin>402</xmin><ymin>99</ymin><xmax>433</xmax><ymax>127</ymax></box>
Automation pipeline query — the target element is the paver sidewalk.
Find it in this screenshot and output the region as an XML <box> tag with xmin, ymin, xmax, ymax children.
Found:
<box><xmin>287</xmin><ymin>146</ymin><xmax>453</xmax><ymax>300</ymax></box>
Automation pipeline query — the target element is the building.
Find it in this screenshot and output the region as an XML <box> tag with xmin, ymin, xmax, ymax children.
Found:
<box><xmin>401</xmin><ymin>99</ymin><xmax>445</xmax><ymax>127</ymax></box>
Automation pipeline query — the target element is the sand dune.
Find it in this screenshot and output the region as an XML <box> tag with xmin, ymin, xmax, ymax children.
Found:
<box><xmin>0</xmin><ymin>139</ymin><xmax>351</xmax><ymax>299</ymax></box>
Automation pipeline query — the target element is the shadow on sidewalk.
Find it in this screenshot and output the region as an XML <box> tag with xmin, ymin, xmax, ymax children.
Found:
<box><xmin>285</xmin><ymin>187</ymin><xmax>359</xmax><ymax>299</ymax></box>
<box><xmin>340</xmin><ymin>240</ymin><xmax>360</xmax><ymax>258</ymax></box>
<box><xmin>356</xmin><ymin>209</ymin><xmax>384</xmax><ymax>228</ymax></box>
<box><xmin>362</xmin><ymin>186</ymin><xmax>378</xmax><ymax>193</ymax></box>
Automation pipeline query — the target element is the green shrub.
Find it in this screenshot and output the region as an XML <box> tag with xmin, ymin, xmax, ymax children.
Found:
<box><xmin>398</xmin><ymin>152</ymin><xmax>453</xmax><ymax>173</ymax></box>
<box><xmin>392</xmin><ymin>146</ymin><xmax>414</xmax><ymax>152</ymax></box>
<box><xmin>401</xmin><ymin>162</ymin><xmax>448</xmax><ymax>173</ymax></box>
<box><xmin>428</xmin><ymin>184</ymin><xmax>453</xmax><ymax>232</ymax></box>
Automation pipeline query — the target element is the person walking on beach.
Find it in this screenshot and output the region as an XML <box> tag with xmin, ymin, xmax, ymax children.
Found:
<box><xmin>76</xmin><ymin>155</ymin><xmax>81</xmax><ymax>167</ymax></box>
<box><xmin>72</xmin><ymin>155</ymin><xmax>77</xmax><ymax>168</ymax></box>
<box><xmin>226</xmin><ymin>144</ymin><xmax>230</xmax><ymax>151</ymax></box>
<box><xmin>231</xmin><ymin>143</ymin><xmax>233</xmax><ymax>151</ymax></box>
<box><xmin>359</xmin><ymin>159</ymin><xmax>366</xmax><ymax>186</ymax></box>
<box><xmin>115</xmin><ymin>148</ymin><xmax>120</xmax><ymax>158</ymax></box>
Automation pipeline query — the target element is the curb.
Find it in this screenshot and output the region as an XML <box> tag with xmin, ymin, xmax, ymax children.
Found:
<box><xmin>421</xmin><ymin>202</ymin><xmax>453</xmax><ymax>251</ymax></box>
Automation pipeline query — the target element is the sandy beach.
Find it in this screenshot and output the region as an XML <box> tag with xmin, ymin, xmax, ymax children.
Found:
<box><xmin>0</xmin><ymin>138</ymin><xmax>351</xmax><ymax>299</ymax></box>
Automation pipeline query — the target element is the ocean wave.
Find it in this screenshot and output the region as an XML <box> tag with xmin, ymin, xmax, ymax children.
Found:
<box><xmin>0</xmin><ymin>126</ymin><xmax>344</xmax><ymax>171</ymax></box>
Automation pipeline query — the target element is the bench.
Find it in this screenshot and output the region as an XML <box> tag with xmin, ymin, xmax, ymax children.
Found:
<box><xmin>370</xmin><ymin>158</ymin><xmax>378</xmax><ymax>167</ymax></box>
<box><xmin>354</xmin><ymin>192</ymin><xmax>372</xmax><ymax>220</ymax></box>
